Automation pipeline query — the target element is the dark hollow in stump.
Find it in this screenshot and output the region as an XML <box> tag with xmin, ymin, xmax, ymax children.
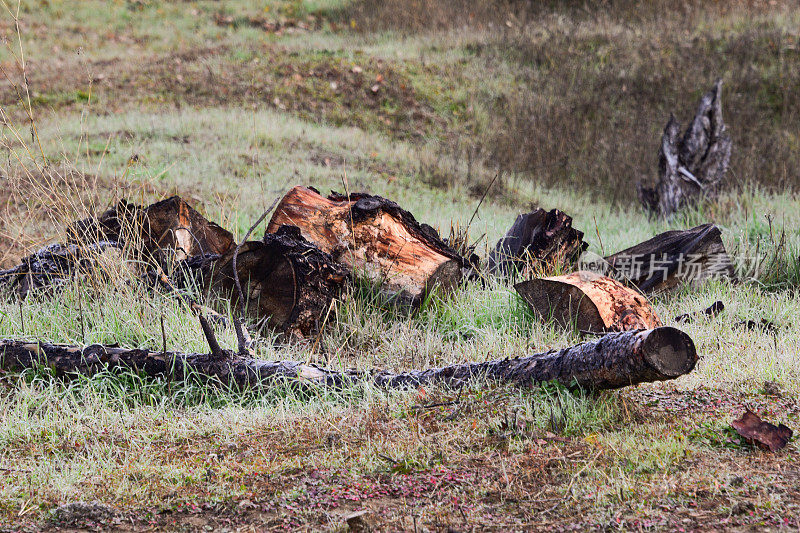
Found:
<box><xmin>605</xmin><ymin>223</ymin><xmax>734</xmax><ymax>293</ymax></box>
<box><xmin>200</xmin><ymin>225</ymin><xmax>349</xmax><ymax>339</ymax></box>
<box><xmin>515</xmin><ymin>271</ymin><xmax>662</xmax><ymax>333</ymax></box>
<box><xmin>0</xmin><ymin>326</ymin><xmax>697</xmax><ymax>391</ymax></box>
<box><xmin>266</xmin><ymin>186</ymin><xmax>465</xmax><ymax>306</ymax></box>
<box><xmin>638</xmin><ymin>79</ymin><xmax>732</xmax><ymax>218</ymax></box>
<box><xmin>488</xmin><ymin>209</ymin><xmax>587</xmax><ymax>277</ymax></box>
<box><xmin>69</xmin><ymin>196</ymin><xmax>235</xmax><ymax>262</ymax></box>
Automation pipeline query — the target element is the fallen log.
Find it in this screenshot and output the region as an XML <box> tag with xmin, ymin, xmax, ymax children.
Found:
<box><xmin>488</xmin><ymin>209</ymin><xmax>587</xmax><ymax>277</ymax></box>
<box><xmin>605</xmin><ymin>223</ymin><xmax>734</xmax><ymax>293</ymax></box>
<box><xmin>0</xmin><ymin>241</ymin><xmax>122</xmax><ymax>299</ymax></box>
<box><xmin>638</xmin><ymin>79</ymin><xmax>732</xmax><ymax>217</ymax></box>
<box><xmin>199</xmin><ymin>225</ymin><xmax>349</xmax><ymax>338</ymax></box>
<box><xmin>515</xmin><ymin>271</ymin><xmax>662</xmax><ymax>332</ymax></box>
<box><xmin>266</xmin><ymin>186</ymin><xmax>464</xmax><ymax>306</ymax></box>
<box><xmin>0</xmin><ymin>326</ymin><xmax>697</xmax><ymax>391</ymax></box>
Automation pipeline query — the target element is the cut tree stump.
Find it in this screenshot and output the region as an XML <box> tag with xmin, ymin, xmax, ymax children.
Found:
<box><xmin>515</xmin><ymin>271</ymin><xmax>662</xmax><ymax>333</ymax></box>
<box><xmin>266</xmin><ymin>186</ymin><xmax>465</xmax><ymax>305</ymax></box>
<box><xmin>638</xmin><ymin>79</ymin><xmax>732</xmax><ymax>217</ymax></box>
<box><xmin>605</xmin><ymin>223</ymin><xmax>734</xmax><ymax>293</ymax></box>
<box><xmin>0</xmin><ymin>326</ymin><xmax>697</xmax><ymax>391</ymax></box>
<box><xmin>488</xmin><ymin>209</ymin><xmax>587</xmax><ymax>277</ymax></box>
<box><xmin>69</xmin><ymin>196</ymin><xmax>235</xmax><ymax>262</ymax></box>
<box><xmin>199</xmin><ymin>225</ymin><xmax>349</xmax><ymax>338</ymax></box>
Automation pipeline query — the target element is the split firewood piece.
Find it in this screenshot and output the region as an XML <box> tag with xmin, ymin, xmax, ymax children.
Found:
<box><xmin>515</xmin><ymin>271</ymin><xmax>662</xmax><ymax>333</ymax></box>
<box><xmin>0</xmin><ymin>241</ymin><xmax>122</xmax><ymax>299</ymax></box>
<box><xmin>731</xmin><ymin>409</ymin><xmax>793</xmax><ymax>452</ymax></box>
<box><xmin>69</xmin><ymin>196</ymin><xmax>234</xmax><ymax>261</ymax></box>
<box><xmin>605</xmin><ymin>223</ymin><xmax>734</xmax><ymax>293</ymax></box>
<box><xmin>266</xmin><ymin>186</ymin><xmax>465</xmax><ymax>305</ymax></box>
<box><xmin>201</xmin><ymin>225</ymin><xmax>349</xmax><ymax>338</ymax></box>
<box><xmin>488</xmin><ymin>209</ymin><xmax>587</xmax><ymax>277</ymax></box>
<box><xmin>0</xmin><ymin>326</ymin><xmax>697</xmax><ymax>391</ymax></box>
<box><xmin>638</xmin><ymin>79</ymin><xmax>732</xmax><ymax>217</ymax></box>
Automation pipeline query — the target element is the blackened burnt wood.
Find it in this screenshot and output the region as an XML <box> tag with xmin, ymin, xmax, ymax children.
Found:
<box><xmin>605</xmin><ymin>223</ymin><xmax>734</xmax><ymax>293</ymax></box>
<box><xmin>488</xmin><ymin>209</ymin><xmax>587</xmax><ymax>277</ymax></box>
<box><xmin>202</xmin><ymin>225</ymin><xmax>349</xmax><ymax>339</ymax></box>
<box><xmin>0</xmin><ymin>327</ymin><xmax>697</xmax><ymax>391</ymax></box>
<box><xmin>638</xmin><ymin>79</ymin><xmax>732</xmax><ymax>217</ymax></box>
<box><xmin>266</xmin><ymin>186</ymin><xmax>465</xmax><ymax>306</ymax></box>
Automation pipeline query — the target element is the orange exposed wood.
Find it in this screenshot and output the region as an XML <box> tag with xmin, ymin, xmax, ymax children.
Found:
<box><xmin>515</xmin><ymin>271</ymin><xmax>662</xmax><ymax>332</ymax></box>
<box><xmin>267</xmin><ymin>186</ymin><xmax>463</xmax><ymax>304</ymax></box>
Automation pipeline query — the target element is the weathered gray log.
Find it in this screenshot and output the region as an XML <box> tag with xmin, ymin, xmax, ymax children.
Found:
<box><xmin>0</xmin><ymin>326</ymin><xmax>697</xmax><ymax>391</ymax></box>
<box><xmin>605</xmin><ymin>223</ymin><xmax>734</xmax><ymax>293</ymax></box>
<box><xmin>638</xmin><ymin>79</ymin><xmax>732</xmax><ymax>217</ymax></box>
<box><xmin>488</xmin><ymin>209</ymin><xmax>587</xmax><ymax>277</ymax></box>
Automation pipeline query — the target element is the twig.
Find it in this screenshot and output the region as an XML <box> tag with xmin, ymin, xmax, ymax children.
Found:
<box><xmin>232</xmin><ymin>315</ymin><xmax>253</xmax><ymax>356</ymax></box>
<box><xmin>160</xmin><ymin>309</ymin><xmax>167</xmax><ymax>355</ymax></box>
<box><xmin>467</xmin><ymin>173</ymin><xmax>498</xmax><ymax>229</ymax></box>
<box><xmin>232</xmin><ymin>197</ymin><xmax>280</xmax><ymax>317</ymax></box>
<box><xmin>198</xmin><ymin>314</ymin><xmax>224</xmax><ymax>358</ymax></box>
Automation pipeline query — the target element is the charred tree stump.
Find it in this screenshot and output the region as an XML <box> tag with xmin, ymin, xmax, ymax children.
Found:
<box><xmin>69</xmin><ymin>196</ymin><xmax>234</xmax><ymax>261</ymax></box>
<box><xmin>515</xmin><ymin>271</ymin><xmax>662</xmax><ymax>333</ymax></box>
<box><xmin>638</xmin><ymin>79</ymin><xmax>732</xmax><ymax>217</ymax></box>
<box><xmin>605</xmin><ymin>223</ymin><xmax>735</xmax><ymax>293</ymax></box>
<box><xmin>199</xmin><ymin>226</ymin><xmax>349</xmax><ymax>338</ymax></box>
<box><xmin>488</xmin><ymin>209</ymin><xmax>587</xmax><ymax>277</ymax></box>
<box><xmin>266</xmin><ymin>186</ymin><xmax>465</xmax><ymax>305</ymax></box>
<box><xmin>0</xmin><ymin>326</ymin><xmax>697</xmax><ymax>391</ymax></box>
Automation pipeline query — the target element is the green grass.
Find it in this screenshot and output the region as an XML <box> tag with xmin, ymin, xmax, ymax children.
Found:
<box><xmin>0</xmin><ymin>0</ymin><xmax>799</xmax><ymax>530</ymax></box>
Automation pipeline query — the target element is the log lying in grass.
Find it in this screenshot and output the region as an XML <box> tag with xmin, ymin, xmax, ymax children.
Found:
<box><xmin>605</xmin><ymin>223</ymin><xmax>734</xmax><ymax>293</ymax></box>
<box><xmin>638</xmin><ymin>79</ymin><xmax>732</xmax><ymax>217</ymax></box>
<box><xmin>0</xmin><ymin>326</ymin><xmax>697</xmax><ymax>391</ymax></box>
<box><xmin>69</xmin><ymin>196</ymin><xmax>234</xmax><ymax>261</ymax></box>
<box><xmin>488</xmin><ymin>209</ymin><xmax>587</xmax><ymax>277</ymax></box>
<box><xmin>0</xmin><ymin>241</ymin><xmax>122</xmax><ymax>298</ymax></box>
<box><xmin>266</xmin><ymin>186</ymin><xmax>465</xmax><ymax>305</ymax></box>
<box><xmin>200</xmin><ymin>226</ymin><xmax>349</xmax><ymax>338</ymax></box>
<box><xmin>515</xmin><ymin>271</ymin><xmax>662</xmax><ymax>332</ymax></box>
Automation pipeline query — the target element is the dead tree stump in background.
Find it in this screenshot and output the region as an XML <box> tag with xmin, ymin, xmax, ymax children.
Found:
<box><xmin>638</xmin><ymin>79</ymin><xmax>732</xmax><ymax>218</ymax></box>
<box><xmin>488</xmin><ymin>209</ymin><xmax>587</xmax><ymax>277</ymax></box>
<box><xmin>266</xmin><ymin>186</ymin><xmax>465</xmax><ymax>305</ymax></box>
<box><xmin>515</xmin><ymin>271</ymin><xmax>662</xmax><ymax>333</ymax></box>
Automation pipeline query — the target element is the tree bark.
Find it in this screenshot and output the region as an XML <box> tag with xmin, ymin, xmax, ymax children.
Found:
<box><xmin>515</xmin><ymin>271</ymin><xmax>662</xmax><ymax>332</ymax></box>
<box><xmin>488</xmin><ymin>209</ymin><xmax>586</xmax><ymax>277</ymax></box>
<box><xmin>604</xmin><ymin>223</ymin><xmax>735</xmax><ymax>293</ymax></box>
<box><xmin>0</xmin><ymin>326</ymin><xmax>697</xmax><ymax>391</ymax></box>
<box><xmin>266</xmin><ymin>186</ymin><xmax>465</xmax><ymax>306</ymax></box>
<box><xmin>196</xmin><ymin>225</ymin><xmax>349</xmax><ymax>338</ymax></box>
<box><xmin>638</xmin><ymin>79</ymin><xmax>732</xmax><ymax>217</ymax></box>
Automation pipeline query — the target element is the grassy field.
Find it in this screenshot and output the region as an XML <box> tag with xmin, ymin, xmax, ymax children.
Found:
<box><xmin>0</xmin><ymin>0</ymin><xmax>799</xmax><ymax>530</ymax></box>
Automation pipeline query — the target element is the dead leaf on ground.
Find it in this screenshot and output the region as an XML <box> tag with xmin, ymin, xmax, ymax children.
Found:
<box><xmin>731</xmin><ymin>409</ymin><xmax>792</xmax><ymax>452</ymax></box>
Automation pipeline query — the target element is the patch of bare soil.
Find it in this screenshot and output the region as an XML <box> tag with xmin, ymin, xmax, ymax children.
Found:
<box><xmin>0</xmin><ymin>45</ymin><xmax>445</xmax><ymax>140</ymax></box>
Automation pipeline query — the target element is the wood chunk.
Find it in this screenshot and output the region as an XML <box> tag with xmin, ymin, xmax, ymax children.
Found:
<box><xmin>731</xmin><ymin>409</ymin><xmax>793</xmax><ymax>452</ymax></box>
<box><xmin>203</xmin><ymin>225</ymin><xmax>348</xmax><ymax>338</ymax></box>
<box><xmin>488</xmin><ymin>209</ymin><xmax>587</xmax><ymax>276</ymax></box>
<box><xmin>70</xmin><ymin>196</ymin><xmax>234</xmax><ymax>261</ymax></box>
<box><xmin>605</xmin><ymin>223</ymin><xmax>734</xmax><ymax>293</ymax></box>
<box><xmin>638</xmin><ymin>79</ymin><xmax>732</xmax><ymax>217</ymax></box>
<box><xmin>0</xmin><ymin>326</ymin><xmax>697</xmax><ymax>391</ymax></box>
<box><xmin>266</xmin><ymin>186</ymin><xmax>464</xmax><ymax>305</ymax></box>
<box><xmin>515</xmin><ymin>271</ymin><xmax>662</xmax><ymax>332</ymax></box>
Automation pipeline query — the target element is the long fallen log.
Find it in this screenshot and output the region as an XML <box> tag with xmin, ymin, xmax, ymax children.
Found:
<box><xmin>0</xmin><ymin>326</ymin><xmax>697</xmax><ymax>391</ymax></box>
